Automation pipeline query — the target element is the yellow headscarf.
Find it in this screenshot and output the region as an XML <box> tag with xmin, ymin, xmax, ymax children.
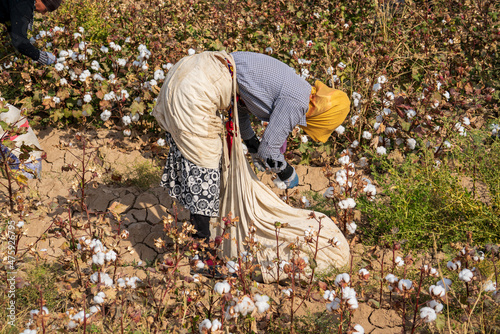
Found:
<box><xmin>300</xmin><ymin>80</ymin><xmax>351</xmax><ymax>143</ymax></box>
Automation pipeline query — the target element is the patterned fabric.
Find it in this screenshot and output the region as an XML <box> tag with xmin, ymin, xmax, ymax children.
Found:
<box><xmin>160</xmin><ymin>133</ymin><xmax>220</xmax><ymax>217</ymax></box>
<box><xmin>231</xmin><ymin>51</ymin><xmax>311</xmax><ymax>165</ymax></box>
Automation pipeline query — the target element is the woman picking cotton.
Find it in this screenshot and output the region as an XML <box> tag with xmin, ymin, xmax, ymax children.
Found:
<box><xmin>152</xmin><ymin>51</ymin><xmax>350</xmax><ymax>280</ymax></box>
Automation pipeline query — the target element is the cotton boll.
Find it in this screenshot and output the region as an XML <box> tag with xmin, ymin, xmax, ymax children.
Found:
<box><xmin>326</xmin><ymin>298</ymin><xmax>341</xmax><ymax>311</ymax></box>
<box><xmin>376</xmin><ymin>146</ymin><xmax>387</xmax><ymax>155</ymax></box>
<box><xmin>20</xmin><ymin>329</ymin><xmax>37</xmax><ymax>334</ymax></box>
<box><xmin>98</xmin><ymin>110</ymin><xmax>111</xmax><ymax>122</ymax></box>
<box><xmin>351</xmin><ymin>140</ymin><xmax>359</xmax><ymax>148</ymax></box>
<box><xmin>385</xmin><ymin>127</ymin><xmax>396</xmax><ymax>135</ymax></box>
<box><xmin>300</xmin><ymin>68</ymin><xmax>310</xmax><ymax>79</ymax></box>
<box><xmin>226</xmin><ymin>260</ymin><xmax>239</xmax><ymax>274</ymax></box>
<box><xmin>122</xmin><ymin>115</ymin><xmax>132</xmax><ymax>126</ymax></box>
<box><xmin>406</xmin><ymin>109</ymin><xmax>416</xmax><ymax>118</ymax></box>
<box><xmin>398</xmin><ymin>279</ymin><xmax>412</xmax><ymax>291</ymax></box>
<box><xmin>420</xmin><ymin>307</ymin><xmax>437</xmax><ymax>323</ymax></box>
<box><xmin>377</xmin><ymin>75</ymin><xmax>387</xmax><ymax>84</ymax></box>
<box><xmin>273</xmin><ymin>178</ymin><xmax>287</xmax><ymax>190</ymax></box>
<box><xmin>353</xmin><ymin>324</ymin><xmax>365</xmax><ymax>334</ymax></box>
<box><xmin>347</xmin><ymin>297</ymin><xmax>359</xmax><ymax>309</ymax></box>
<box><xmin>89</xmin><ymin>272</ymin><xmax>114</xmax><ymax>287</ymax></box>
<box><xmin>254</xmin><ymin>294</ymin><xmax>270</xmax><ymax>313</ymax></box>
<box><xmin>117</xmin><ymin>58</ymin><xmax>127</xmax><ymax>67</ymax></box>
<box><xmin>323</xmin><ymin>187</ymin><xmax>334</xmax><ymax>198</ymax></box>
<box><xmin>335</xmin><ymin>273</ymin><xmax>350</xmax><ymax>286</ymax></box>
<box><xmin>347</xmin><ymin>221</ymin><xmax>357</xmax><ymax>234</ymax></box>
<box><xmin>372</xmin><ymin>83</ymin><xmax>382</xmax><ymax>91</ymax></box>
<box><xmin>362</xmin><ymin>131</ymin><xmax>372</xmax><ymax>140</ymax></box>
<box><xmin>352</xmin><ymin>92</ymin><xmax>362</xmax><ymax>100</ymax></box>
<box><xmin>385</xmin><ymin>274</ymin><xmax>398</xmax><ymax>284</ymax></box>
<box><xmin>301</xmin><ymin>196</ymin><xmax>310</xmax><ymax>207</ymax></box>
<box><xmin>429</xmin><ymin>285</ymin><xmax>445</xmax><ymax>298</ymax></box>
<box><xmin>92</xmin><ymin>252</ymin><xmax>105</xmax><ymax>266</ymax></box>
<box><xmin>341</xmin><ymin>287</ymin><xmax>356</xmax><ymax>300</ymax></box>
<box><xmin>436</xmin><ymin>278</ymin><xmax>452</xmax><ymax>291</ymax></box>
<box><xmin>236</xmin><ymin>296</ymin><xmax>255</xmax><ymax>316</ymax></box>
<box><xmin>89</xmin><ymin>305</ymin><xmax>100</xmax><ymax>314</ymax></box>
<box><xmin>323</xmin><ymin>290</ymin><xmax>336</xmax><ymax>301</ymax></box>
<box><xmin>117</xmin><ymin>278</ymin><xmax>126</xmax><ymax>288</ymax></box>
<box><xmin>93</xmin><ymin>291</ymin><xmax>106</xmax><ymax>304</ymax></box>
<box><xmin>338</xmin><ymin>155</ymin><xmax>350</xmax><ymax>165</ymax></box>
<box><xmin>211</xmin><ymin>319</ymin><xmax>222</xmax><ymax>331</ymax></box>
<box><xmin>199</xmin><ymin>319</ymin><xmax>212</xmax><ymax>333</ymax></box>
<box><xmin>428</xmin><ymin>300</ymin><xmax>443</xmax><ymax>313</ymax></box>
<box><xmin>105</xmin><ymin>250</ymin><xmax>117</xmax><ymax>262</ymax></box>
<box><xmin>447</xmin><ymin>260</ymin><xmax>461</xmax><ymax>271</ymax></box>
<box><xmin>83</xmin><ymin>93</ymin><xmax>92</xmax><ymax>103</ymax></box>
<box><xmin>157</xmin><ymin>138</ymin><xmax>166</xmax><ymax>147</ymax></box>
<box><xmin>484</xmin><ymin>280</ymin><xmax>497</xmax><ymax>292</ymax></box>
<box><xmin>358</xmin><ymin>268</ymin><xmax>370</xmax><ymax>278</ymax></box>
<box><xmin>458</xmin><ymin>269</ymin><xmax>473</xmax><ymax>282</ymax></box>
<box><xmin>338</xmin><ymin>198</ymin><xmax>356</xmax><ymax>210</ymax></box>
<box><xmin>131</xmin><ymin>113</ymin><xmax>140</xmax><ymax>122</ymax></box>
<box><xmin>395</xmin><ymin>256</ymin><xmax>405</xmax><ymax>266</ymax></box>
<box><xmin>335</xmin><ymin>125</ymin><xmax>345</xmax><ymax>135</ymax></box>
<box><xmin>214</xmin><ymin>281</ymin><xmax>231</xmax><ymax>294</ymax></box>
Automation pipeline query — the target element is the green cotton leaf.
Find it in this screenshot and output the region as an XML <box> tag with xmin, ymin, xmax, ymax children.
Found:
<box><xmin>435</xmin><ymin>313</ymin><xmax>446</xmax><ymax>330</ymax></box>
<box><xmin>2</xmin><ymin>139</ymin><xmax>15</xmax><ymax>149</ymax></box>
<box><xmin>368</xmin><ymin>299</ymin><xmax>380</xmax><ymax>308</ymax></box>
<box><xmin>401</xmin><ymin>121</ymin><xmax>411</xmax><ymax>132</ymax></box>
<box><xmin>82</xmin><ymin>104</ymin><xmax>94</xmax><ymax>116</ymax></box>
<box><xmin>0</xmin><ymin>120</ymin><xmax>9</xmax><ymax>130</ymax></box>
<box><xmin>299</xmin><ymin>155</ymin><xmax>310</xmax><ymax>165</ymax></box>
<box><xmin>130</xmin><ymin>101</ymin><xmax>145</xmax><ymax>115</ymax></box>
<box><xmin>296</xmin><ymin>11</ymin><xmax>303</xmax><ymax>18</ymax></box>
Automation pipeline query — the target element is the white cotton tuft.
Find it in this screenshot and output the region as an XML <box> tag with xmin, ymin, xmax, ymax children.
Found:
<box><xmin>214</xmin><ymin>281</ymin><xmax>231</xmax><ymax>294</ymax></box>
<box><xmin>254</xmin><ymin>294</ymin><xmax>270</xmax><ymax>313</ymax></box>
<box><xmin>376</xmin><ymin>146</ymin><xmax>387</xmax><ymax>155</ymax></box>
<box><xmin>458</xmin><ymin>269</ymin><xmax>473</xmax><ymax>282</ymax></box>
<box><xmin>420</xmin><ymin>307</ymin><xmax>437</xmax><ymax>323</ymax></box>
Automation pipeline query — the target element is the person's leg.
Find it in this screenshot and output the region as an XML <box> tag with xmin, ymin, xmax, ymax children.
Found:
<box><xmin>190</xmin><ymin>213</ymin><xmax>211</xmax><ymax>243</ymax></box>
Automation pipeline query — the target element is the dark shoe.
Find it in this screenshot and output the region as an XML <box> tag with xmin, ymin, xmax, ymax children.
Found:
<box><xmin>190</xmin><ymin>265</ymin><xmax>226</xmax><ymax>279</ymax></box>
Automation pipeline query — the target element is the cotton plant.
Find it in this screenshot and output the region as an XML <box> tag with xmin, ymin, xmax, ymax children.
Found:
<box><xmin>323</xmin><ymin>273</ymin><xmax>361</xmax><ymax>332</ymax></box>
<box><xmin>322</xmin><ymin>150</ymin><xmax>376</xmax><ymax>234</ymax></box>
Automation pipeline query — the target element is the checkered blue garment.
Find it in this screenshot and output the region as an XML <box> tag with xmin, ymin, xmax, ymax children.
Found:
<box><xmin>231</xmin><ymin>52</ymin><xmax>311</xmax><ymax>164</ymax></box>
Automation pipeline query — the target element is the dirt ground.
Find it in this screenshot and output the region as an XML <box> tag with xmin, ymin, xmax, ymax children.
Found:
<box><xmin>6</xmin><ymin>126</ymin><xmax>404</xmax><ymax>333</ymax></box>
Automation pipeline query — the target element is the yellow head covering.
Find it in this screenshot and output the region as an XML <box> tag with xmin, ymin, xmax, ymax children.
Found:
<box><xmin>300</xmin><ymin>80</ymin><xmax>351</xmax><ymax>142</ymax></box>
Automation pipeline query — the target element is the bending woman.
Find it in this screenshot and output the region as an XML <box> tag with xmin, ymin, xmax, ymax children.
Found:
<box><xmin>152</xmin><ymin>51</ymin><xmax>350</xmax><ymax>263</ymax></box>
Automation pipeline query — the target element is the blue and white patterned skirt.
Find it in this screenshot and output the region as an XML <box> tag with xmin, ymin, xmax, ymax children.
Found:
<box><xmin>160</xmin><ymin>132</ymin><xmax>220</xmax><ymax>217</ymax></box>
